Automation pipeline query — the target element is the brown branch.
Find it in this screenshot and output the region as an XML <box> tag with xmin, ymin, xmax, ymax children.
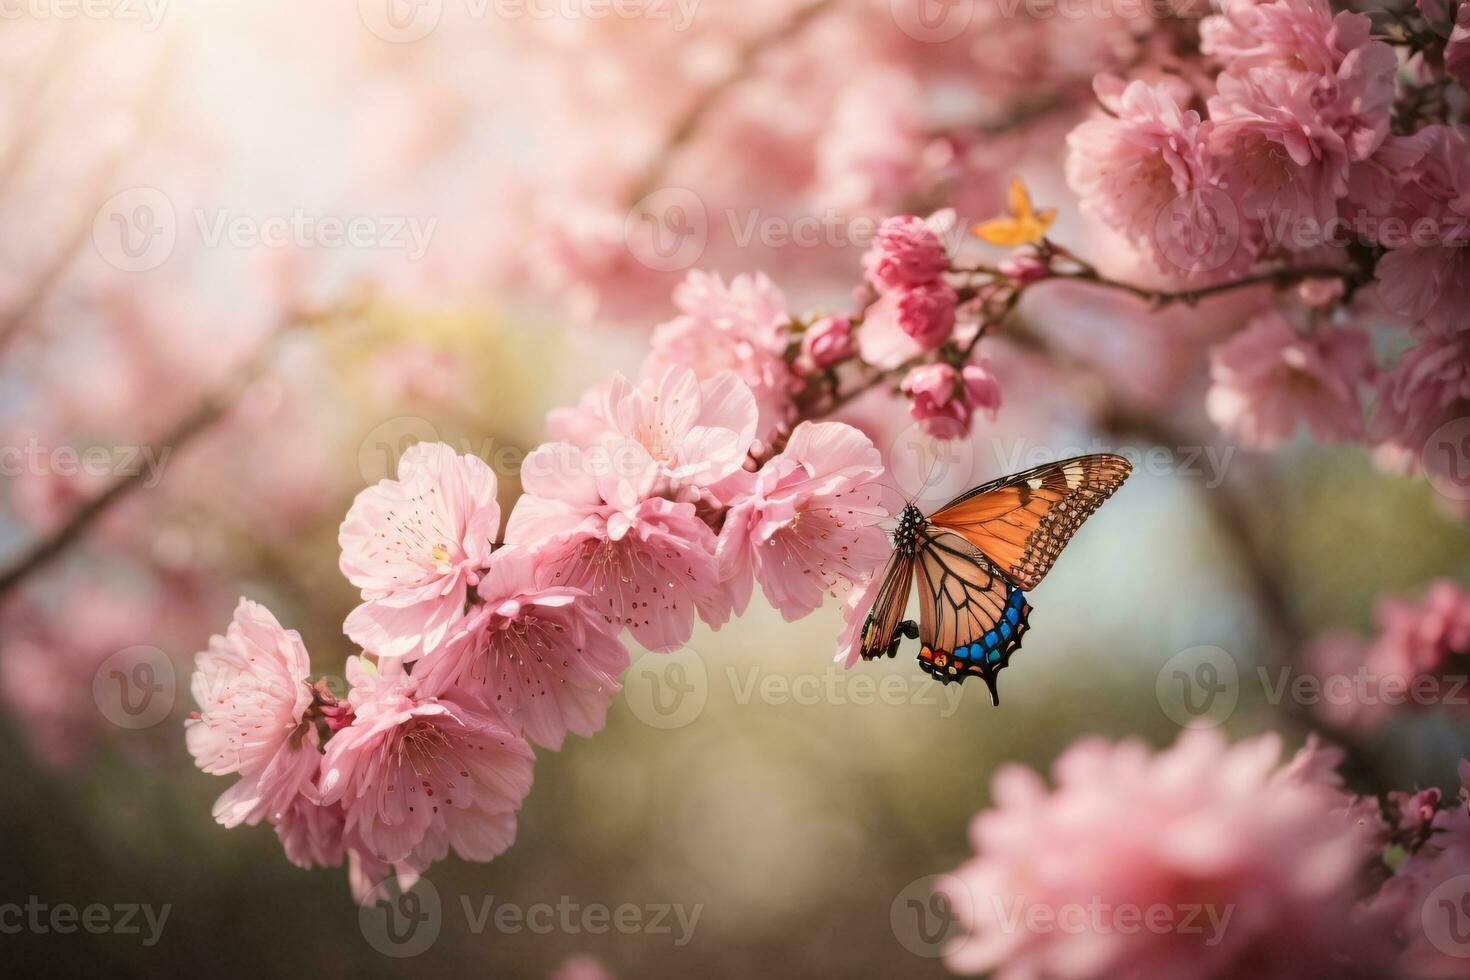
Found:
<box><xmin>1048</xmin><ymin>261</ymin><xmax>1359</xmax><ymax>310</ymax></box>
<box><xmin>624</xmin><ymin>0</ymin><xmax>836</xmax><ymax>204</ymax></box>
<box><xmin>0</xmin><ymin>300</ymin><xmax>356</xmax><ymax>601</ymax></box>
<box><xmin>0</xmin><ymin>37</ymin><xmax>178</xmax><ymax>356</ymax></box>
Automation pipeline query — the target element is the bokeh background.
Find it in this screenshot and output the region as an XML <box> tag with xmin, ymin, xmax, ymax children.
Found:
<box><xmin>1</xmin><ymin>3</ymin><xmax>1467</xmax><ymax>976</ymax></box>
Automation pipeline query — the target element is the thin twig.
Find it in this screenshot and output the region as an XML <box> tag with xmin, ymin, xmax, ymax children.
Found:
<box><xmin>624</xmin><ymin>0</ymin><xmax>836</xmax><ymax>204</ymax></box>
<box><xmin>0</xmin><ymin>301</ymin><xmax>355</xmax><ymax>600</ymax></box>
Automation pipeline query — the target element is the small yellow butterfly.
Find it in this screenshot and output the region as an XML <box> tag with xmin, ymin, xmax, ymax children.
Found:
<box><xmin>972</xmin><ymin>177</ymin><xmax>1057</xmax><ymax>247</ymax></box>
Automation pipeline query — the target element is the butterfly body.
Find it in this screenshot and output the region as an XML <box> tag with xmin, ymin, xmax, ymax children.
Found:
<box><xmin>857</xmin><ymin>454</ymin><xmax>1131</xmax><ymax>706</ymax></box>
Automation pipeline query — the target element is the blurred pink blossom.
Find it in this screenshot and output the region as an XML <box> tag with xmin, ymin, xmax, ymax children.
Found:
<box><xmin>645</xmin><ymin>272</ymin><xmax>795</xmax><ymax>442</ymax></box>
<box><xmin>1205</xmin><ymin>312</ymin><xmax>1372</xmax><ymax>449</ymax></box>
<box><xmin>1371</xmin><ymin>332</ymin><xmax>1470</xmax><ymax>474</ymax></box>
<box><xmin>1066</xmin><ymin>79</ymin><xmax>1209</xmax><ymax>274</ymax></box>
<box><xmin>940</xmin><ymin>730</ymin><xmax>1391</xmax><ymax>978</ymax></box>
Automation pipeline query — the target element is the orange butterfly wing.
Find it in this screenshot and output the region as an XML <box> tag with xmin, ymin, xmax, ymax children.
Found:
<box><xmin>858</xmin><ymin>548</ymin><xmax>915</xmax><ymax>661</ymax></box>
<box><xmin>927</xmin><ymin>454</ymin><xmax>1131</xmax><ymax>590</ymax></box>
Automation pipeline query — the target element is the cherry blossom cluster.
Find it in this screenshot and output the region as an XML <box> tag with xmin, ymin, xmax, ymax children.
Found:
<box><xmin>1065</xmin><ymin>0</ymin><xmax>1470</xmax><ymax>475</ymax></box>
<box><xmin>1306</xmin><ymin>578</ymin><xmax>1470</xmax><ymax>729</ymax></box>
<box><xmin>187</xmin><ymin>218</ymin><xmax>1031</xmax><ymax>897</ymax></box>
<box><xmin>939</xmin><ymin>730</ymin><xmax>1470</xmax><ymax>978</ymax></box>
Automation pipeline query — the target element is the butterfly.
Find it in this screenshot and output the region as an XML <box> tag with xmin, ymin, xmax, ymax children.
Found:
<box><xmin>971</xmin><ymin>177</ymin><xmax>1057</xmax><ymax>247</ymax></box>
<box><xmin>858</xmin><ymin>454</ymin><xmax>1131</xmax><ymax>705</ymax></box>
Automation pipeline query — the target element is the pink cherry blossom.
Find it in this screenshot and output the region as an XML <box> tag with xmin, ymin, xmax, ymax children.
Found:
<box><xmin>413</xmin><ymin>547</ymin><xmax>629</xmax><ymax>750</ymax></box>
<box><xmin>185</xmin><ymin>599</ymin><xmax>321</xmax><ymax>829</ymax></box>
<box><xmin>1205</xmin><ymin>312</ymin><xmax>1372</xmax><ymax>449</ymax></box>
<box><xmin>1366</xmin><ymin>580</ymin><xmax>1470</xmax><ymax>700</ymax></box>
<box><xmin>1372</xmin><ymin>126</ymin><xmax>1470</xmax><ymax>336</ymax></box>
<box><xmin>716</xmin><ymin>421</ymin><xmax>889</xmax><ymax>621</ymax></box>
<box><xmin>273</xmin><ymin>794</ymin><xmax>346</xmax><ymax>871</ymax></box>
<box><xmin>505</xmin><ymin>441</ymin><xmax>730</xmax><ymax>652</ymax></box>
<box><xmin>899</xmin><ymin>360</ymin><xmax>1002</xmax><ymax>439</ymax></box>
<box><xmin>940</xmin><ymin>730</ymin><xmax>1392</xmax><ymax>978</ymax></box>
<box><xmin>795</xmin><ymin>315</ymin><xmax>855</xmax><ymax>376</ymax></box>
<box><xmin>813</xmin><ymin>71</ymin><xmax>925</xmax><ymax>214</ymax></box>
<box><xmin>319</xmin><ymin>657</ymin><xmax>534</xmax><ymax>878</ymax></box>
<box><xmin>546</xmin><ymin>368</ymin><xmax>759</xmax><ymax>497</ymax></box>
<box><xmin>857</xmin><ymin>281</ymin><xmax>958</xmax><ymax>370</ymax></box>
<box><xmin>862</xmin><ymin>214</ymin><xmax>950</xmax><ymax>292</ymax></box>
<box><xmin>1200</xmin><ymin>0</ymin><xmax>1373</xmax><ymax>76</ymax></box>
<box><xmin>645</xmin><ymin>272</ymin><xmax>796</xmax><ymax>442</ymax></box>
<box><xmin>338</xmin><ymin>442</ymin><xmax>501</xmax><ymax>661</ymax></box>
<box><xmin>1066</xmin><ymin>79</ymin><xmax>1210</xmax><ymax>272</ymax></box>
<box><xmin>835</xmin><ymin>567</ymin><xmax>888</xmax><ymax>670</ymax></box>
<box><xmin>1370</xmin><ymin>332</ymin><xmax>1470</xmax><ymax>473</ymax></box>
<box><xmin>1364</xmin><ymin>760</ymin><xmax>1470</xmax><ymax>979</ymax></box>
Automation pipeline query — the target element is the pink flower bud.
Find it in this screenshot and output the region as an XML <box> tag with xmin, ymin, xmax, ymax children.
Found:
<box><xmin>796</xmin><ymin>315</ymin><xmax>855</xmax><ymax>375</ymax></box>
<box><xmin>893</xmin><ymin>281</ymin><xmax>958</xmax><ymax>349</ymax></box>
<box><xmin>863</xmin><ymin>214</ymin><xmax>949</xmax><ymax>291</ymax></box>
<box><xmin>999</xmin><ymin>252</ymin><xmax>1050</xmax><ymax>285</ymax></box>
